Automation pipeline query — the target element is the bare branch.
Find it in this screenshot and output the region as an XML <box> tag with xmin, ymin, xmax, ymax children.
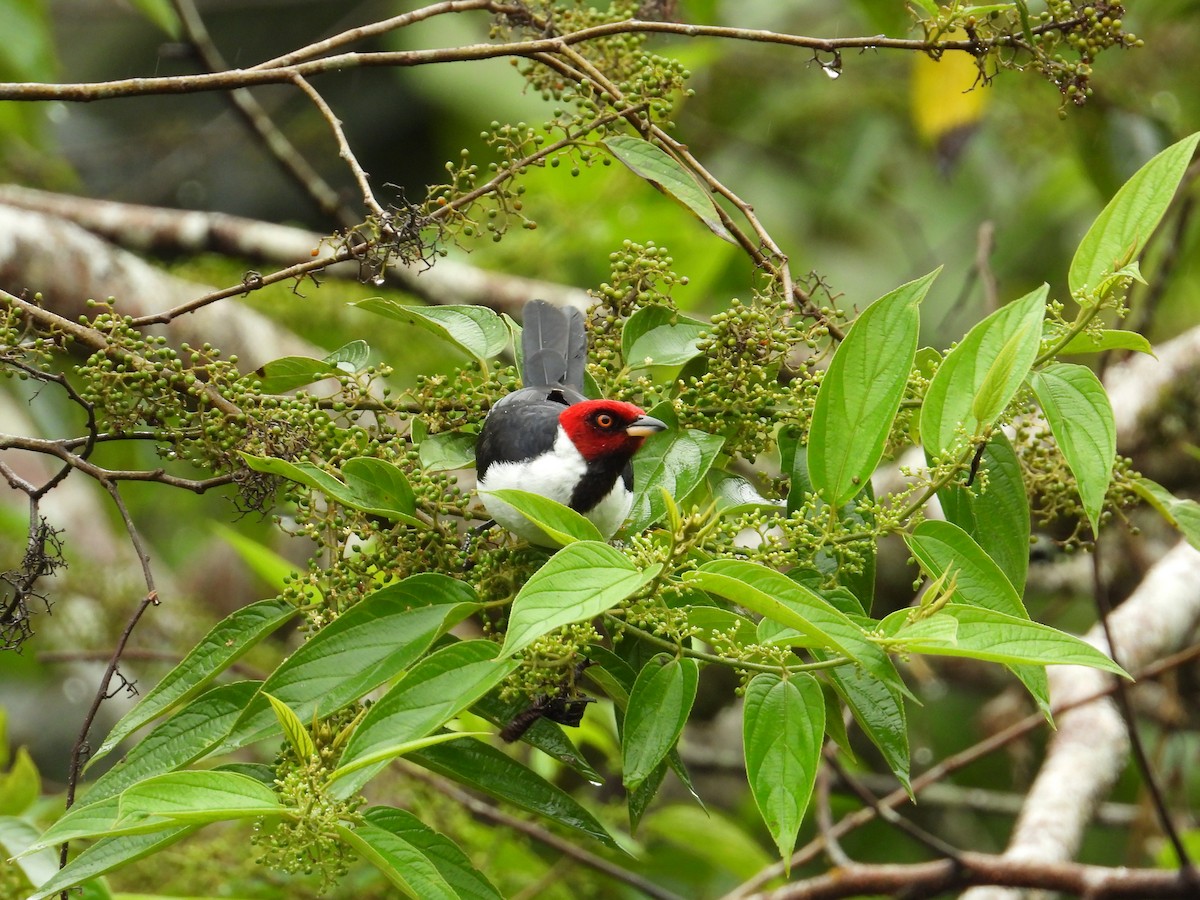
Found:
<box><xmin>290</xmin><ymin>74</ymin><xmax>384</xmax><ymax>219</ymax></box>
<box><xmin>0</xmin><ymin>18</ymin><xmax>1083</xmax><ymax>105</ymax></box>
<box><xmin>0</xmin><ymin>433</ymin><xmax>235</xmax><ymax>493</ymax></box>
<box><xmin>252</xmin><ymin>0</ymin><xmax>504</xmax><ymax>70</ymax></box>
<box><xmin>748</xmin><ymin>852</ymin><xmax>1198</xmax><ymax>900</ymax></box>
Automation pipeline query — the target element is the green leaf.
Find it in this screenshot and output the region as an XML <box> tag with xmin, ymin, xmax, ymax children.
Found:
<box><xmin>480</xmin><ymin>488</ymin><xmax>604</xmax><ymax>545</ymax></box>
<box><xmin>117</xmin><ymin>771</ymin><xmax>283</xmax><ymax>824</ymax></box>
<box><xmin>906</xmin><ymin>521</ymin><xmax>1027</xmax><ymax>619</ymax></box>
<box><xmin>621</xmin><ymin>304</ymin><xmax>708</xmax><ymax>370</ymax></box>
<box><xmin>410</xmin><ymin>739</ymin><xmax>620</xmax><ymax>850</ymax></box>
<box><xmin>888</xmin><ymin>606</ymin><xmax>1129</xmax><ymax>676</ymax></box>
<box><xmin>341</xmin><ymin>806</ymin><xmax>503</xmax><ymax>900</ymax></box>
<box><xmin>89</xmin><ymin>598</ymin><xmax>297</xmax><ymax>766</ymax></box>
<box><xmin>622</xmin><ymin>656</ymin><xmax>699</xmax><ymax>793</ymax></box>
<box><xmin>87</xmin><ymin>682</ymin><xmax>261</xmax><ymax>804</ymax></box>
<box><xmin>937</xmin><ymin>431</ymin><xmax>1030</xmax><ymax>595</ymax></box>
<box><xmin>419</xmin><ymin>430</ymin><xmax>478</xmax><ymax>471</ymax></box>
<box><xmin>604</xmin><ymin>135</ymin><xmax>736</xmax><ymax>243</ymax></box>
<box><xmin>1058</xmin><ymin>329</ymin><xmax>1154</xmax><ymax>357</ymax></box>
<box><xmin>240</xmin><ymin>452</ymin><xmax>421</xmax><ymax>525</ymax></box>
<box><xmin>587</xmin><ymin>646</ymin><xmax>702</xmax><ymax>819</ymax></box>
<box><xmin>250</xmin><ymin>576</ymin><xmax>477</xmax><ymax>728</ymax></box>
<box><xmin>27</xmin><ymin>826</ymin><xmax>197</xmax><ymax>900</ymax></box>
<box><xmin>370</xmin><ymin>807</ymin><xmax>503</xmax><ymax>899</ymax></box>
<box><xmin>1131</xmin><ymin>478</ymin><xmax>1200</xmax><ymax>552</ymax></box>
<box><xmin>252</xmin><ymin>355</ymin><xmax>342</xmax><ymax>393</ymax></box>
<box><xmin>1031</xmin><ymin>363</ymin><xmax>1116</xmax><ymax>535</ymax></box>
<box><xmin>23</xmin><ymin>797</ymin><xmax>128</xmax><ymax>852</ymax></box>
<box><xmin>128</xmin><ymin>0</ymin><xmax>181</xmax><ymax>37</ymax></box>
<box><xmin>333</xmin><ymin>642</ymin><xmax>519</xmax><ymax>780</ymax></box>
<box><xmin>501</xmin><ymin>542</ymin><xmax>662</xmax><ymax>657</ymax></box>
<box><xmin>627</xmin><ymin>761</ymin><xmax>669</xmax><ymax>833</ymax></box>
<box><xmin>818</xmin><ymin>654</ymin><xmax>909</xmax><ymax>792</ymax></box>
<box><xmin>628</xmin><ymin>404</ymin><xmax>725</xmax><ymax>532</ymax></box>
<box><xmin>1069</xmin><ymin>132</ymin><xmax>1200</xmax><ymax>297</ymax></box>
<box><xmin>342</xmin><ymin>457</ymin><xmax>418</xmax><ymax>519</ymax></box>
<box><xmin>337</xmin><ymin>819</ymin><xmax>458</xmax><ymax>900</ymax></box>
<box><xmin>921</xmin><ymin>285</ymin><xmax>1047</xmax><ymax>457</ymax></box>
<box><xmin>265</xmin><ymin>692</ymin><xmax>316</xmax><ymax>760</ymax></box>
<box><xmin>355</xmin><ymin>299</ymin><xmax>510</xmax><ymax>361</ymax></box>
<box><xmin>743</xmin><ymin>673</ymin><xmax>824</xmax><ymax>863</ymax></box>
<box><xmin>808</xmin><ymin>270</ymin><xmax>933</xmax><ymax>508</ymax></box>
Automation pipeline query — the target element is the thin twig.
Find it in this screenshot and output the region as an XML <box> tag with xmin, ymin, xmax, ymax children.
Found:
<box><xmin>2</xmin><ymin>357</ymin><xmax>98</xmax><ymax>497</ymax></box>
<box><xmin>252</xmin><ymin>0</ymin><xmax>504</xmax><ymax>70</ymax></box>
<box><xmin>59</xmin><ymin>482</ymin><xmax>160</xmax><ymax>884</ymax></box>
<box><xmin>290</xmin><ymin>74</ymin><xmax>384</xmax><ymax>219</ymax></box>
<box><xmin>748</xmin><ymin>851</ymin><xmax>1200</xmax><ymax>899</ymax></box>
<box><xmin>127</xmin><ymin>249</ymin><xmax>351</xmax><ymax>327</ymax></box>
<box><xmin>0</xmin><ymin>434</ymin><xmax>234</xmax><ymax>493</ymax></box>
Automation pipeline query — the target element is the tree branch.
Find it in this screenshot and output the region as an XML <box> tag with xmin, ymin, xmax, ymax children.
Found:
<box><xmin>748</xmin><ymin>852</ymin><xmax>1198</xmax><ymax>900</ymax></box>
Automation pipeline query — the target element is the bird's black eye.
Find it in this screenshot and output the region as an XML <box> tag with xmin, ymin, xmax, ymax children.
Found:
<box><xmin>595</xmin><ymin>413</ymin><xmax>614</xmax><ymax>429</ymax></box>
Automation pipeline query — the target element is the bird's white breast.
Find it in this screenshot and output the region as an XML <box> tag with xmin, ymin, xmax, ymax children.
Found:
<box><xmin>478</xmin><ymin>426</ymin><xmax>632</xmax><ymax>544</ymax></box>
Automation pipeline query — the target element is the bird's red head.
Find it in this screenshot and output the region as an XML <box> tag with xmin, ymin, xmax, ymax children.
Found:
<box><xmin>558</xmin><ymin>400</ymin><xmax>667</xmax><ymax>462</ymax></box>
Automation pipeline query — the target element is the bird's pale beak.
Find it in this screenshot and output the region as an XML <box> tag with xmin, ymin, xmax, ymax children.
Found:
<box><xmin>625</xmin><ymin>415</ymin><xmax>668</xmax><ymax>437</ymax></box>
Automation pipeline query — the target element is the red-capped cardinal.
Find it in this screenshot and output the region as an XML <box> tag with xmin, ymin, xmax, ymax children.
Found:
<box><xmin>476</xmin><ymin>300</ymin><xmax>666</xmax><ymax>543</ymax></box>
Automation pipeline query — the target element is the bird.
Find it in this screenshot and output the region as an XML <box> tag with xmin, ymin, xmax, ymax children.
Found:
<box><xmin>476</xmin><ymin>300</ymin><xmax>667</xmax><ymax>544</ymax></box>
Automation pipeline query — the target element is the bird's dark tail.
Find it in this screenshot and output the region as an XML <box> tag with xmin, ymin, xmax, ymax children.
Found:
<box><xmin>521</xmin><ymin>300</ymin><xmax>586</xmax><ymax>391</ymax></box>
